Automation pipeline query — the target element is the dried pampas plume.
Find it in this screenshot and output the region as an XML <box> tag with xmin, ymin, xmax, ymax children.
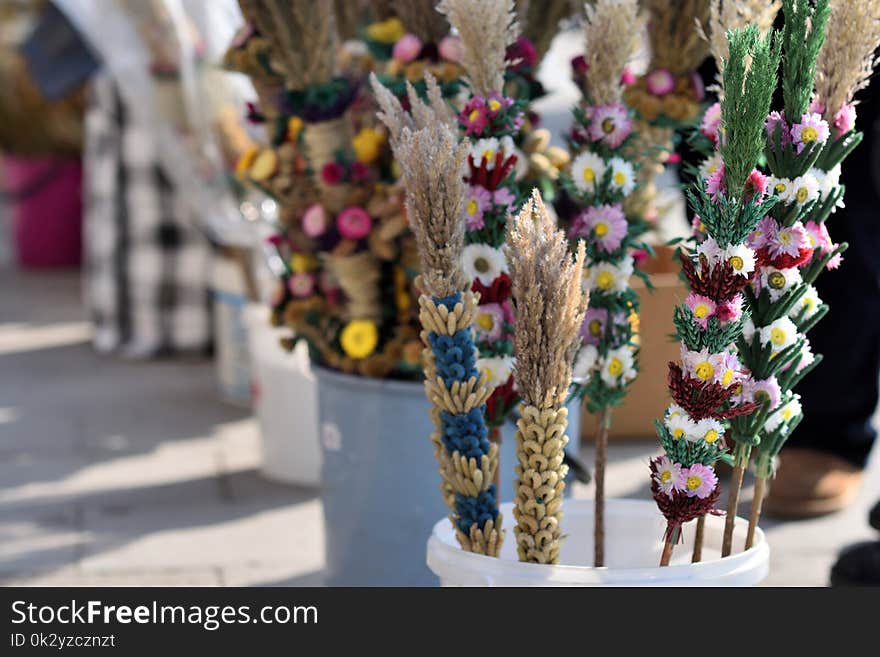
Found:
<box><xmin>238</xmin><ymin>0</ymin><xmax>337</xmax><ymax>89</ymax></box>
<box><xmin>392</xmin><ymin>124</ymin><xmax>470</xmax><ymax>299</ymax></box>
<box><xmin>437</xmin><ymin>0</ymin><xmax>519</xmax><ymax>96</ymax></box>
<box><xmin>370</xmin><ymin>71</ymin><xmax>456</xmax><ymax>151</ymax></box>
<box><xmin>507</xmin><ymin>191</ymin><xmax>589</xmax><ymax>410</ymax></box>
<box><xmin>697</xmin><ymin>0</ymin><xmax>781</xmax><ymax>90</ymax></box>
<box><xmin>643</xmin><ymin>0</ymin><xmax>711</xmax><ymax>75</ymax></box>
<box><xmin>583</xmin><ymin>0</ymin><xmax>645</xmax><ymax>105</ymax></box>
<box><xmin>391</xmin><ymin>0</ymin><xmax>451</xmax><ymax>42</ymax></box>
<box><xmin>815</xmin><ymin>0</ymin><xmax>880</xmax><ymax>120</ymax></box>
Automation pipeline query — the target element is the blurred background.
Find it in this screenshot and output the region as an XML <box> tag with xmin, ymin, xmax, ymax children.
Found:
<box><xmin>1</xmin><ymin>0</ymin><xmax>878</xmax><ymax>587</ymax></box>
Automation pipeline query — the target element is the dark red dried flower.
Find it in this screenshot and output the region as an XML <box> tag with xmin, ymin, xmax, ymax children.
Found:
<box><xmin>486</xmin><ymin>377</ymin><xmax>518</xmax><ymax>426</ymax></box>
<box><xmin>468</xmin><ymin>151</ymin><xmax>518</xmax><ymax>191</ymax></box>
<box><xmin>650</xmin><ymin>461</ymin><xmax>721</xmax><ymax>541</ymax></box>
<box><xmin>471</xmin><ymin>272</ymin><xmax>512</xmax><ymax>303</ymax></box>
<box><xmin>667</xmin><ymin>363</ymin><xmax>760</xmax><ymax>420</ymax></box>
<box><xmin>679</xmin><ymin>252</ymin><xmax>749</xmax><ymax>304</ymax></box>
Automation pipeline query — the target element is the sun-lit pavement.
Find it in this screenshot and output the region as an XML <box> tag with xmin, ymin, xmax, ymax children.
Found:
<box><xmin>0</xmin><ymin>267</ymin><xmax>877</xmax><ymax>586</ymax></box>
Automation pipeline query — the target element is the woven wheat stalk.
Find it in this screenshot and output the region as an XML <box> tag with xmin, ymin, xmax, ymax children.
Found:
<box><xmin>323</xmin><ymin>251</ymin><xmax>382</xmax><ymax>321</ymax></box>
<box><xmin>302</xmin><ymin>117</ymin><xmax>354</xmax><ymax>212</ymax></box>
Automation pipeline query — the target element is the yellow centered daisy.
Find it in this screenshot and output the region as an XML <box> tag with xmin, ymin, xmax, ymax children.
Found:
<box><xmin>660</xmin><ymin>470</ymin><xmax>672</xmax><ymax>483</ymax></box>
<box><xmin>482</xmin><ymin>148</ymin><xmax>495</xmax><ymax>161</ymax></box>
<box><xmin>779</xmin><ymin>232</ymin><xmax>792</xmax><ymax>245</ymax></box>
<box><xmin>595</xmin><ymin>271</ymin><xmax>615</xmax><ymax>289</ymax></box>
<box><xmin>803</xmin><ymin>297</ymin><xmax>815</xmax><ymax>311</ymax></box>
<box><xmin>721</xmin><ymin>368</ymin><xmax>734</xmax><ymax>386</ymax></box>
<box><xmin>488</xmin><ymin>99</ymin><xmax>502</xmax><ymax>112</ymax></box>
<box><xmin>583</xmin><ymin>167</ymin><xmax>596</xmax><ymax>183</ymax></box>
<box><xmin>782</xmin><ymin>407</ymin><xmax>794</xmax><ymax>421</ymax></box>
<box><xmin>705</xmin><ymin>429</ymin><xmax>719</xmax><ymax>443</ymax></box>
<box><xmin>694</xmin><ymin>361</ymin><xmax>715</xmax><ymax>381</ymax></box>
<box><xmin>613</xmin><ymin>171</ymin><xmax>626</xmax><ymax>185</ymax></box>
<box><xmin>770</xmin><ymin>327</ymin><xmax>787</xmax><ymax>345</ymax></box>
<box><xmin>602</xmin><ymin>117</ymin><xmax>615</xmax><ymax>134</ymax></box>
<box><xmin>469</xmin><ymin>109</ymin><xmax>481</xmax><ymax>122</ymax></box>
<box><xmin>607</xmin><ymin>357</ymin><xmax>624</xmax><ymax>376</ymax></box>
<box><xmin>340</xmin><ymin>320</ymin><xmax>379</xmax><ymax>360</ymax></box>
<box><xmin>672</xmin><ymin>428</ymin><xmax>685</xmax><ymax>440</ymax></box>
<box><xmin>594</xmin><ymin>222</ymin><xmax>610</xmax><ymax>237</ymax></box>
<box><xmin>589</xmin><ymin>319</ymin><xmax>602</xmax><ymax>336</ymax></box>
<box><xmin>800</xmin><ymin>126</ymin><xmax>818</xmax><ymax>143</ymax></box>
<box><xmin>686</xmin><ymin>475</ymin><xmax>702</xmax><ymax>491</ymax></box>
<box><xmin>483</xmin><ymin>366</ymin><xmax>495</xmax><ymax>381</ymax></box>
<box><xmin>467</xmin><ymin>199</ymin><xmax>479</xmax><ymax>216</ymax></box>
<box><xmin>474</xmin><ymin>256</ymin><xmax>490</xmax><ymax>274</ymax></box>
<box><xmin>729</xmin><ymin>255</ymin><xmax>744</xmax><ymax>271</ymax></box>
<box><xmin>774</xmin><ymin>182</ymin><xmax>787</xmax><ymax>193</ymax></box>
<box><xmin>795</xmin><ymin>186</ymin><xmax>809</xmax><ymax>203</ymax></box>
<box><xmin>768</xmin><ymin>271</ymin><xmax>786</xmax><ymax>289</ymax></box>
<box><xmin>694</xmin><ymin>303</ymin><xmax>710</xmax><ymax>319</ymax></box>
<box><xmin>755</xmin><ymin>390</ymin><xmax>769</xmax><ymax>402</ymax></box>
<box><xmin>707</xmin><ymin>163</ymin><xmax>719</xmax><ymax>174</ymax></box>
<box><xmin>807</xmin><ymin>233</ymin><xmax>817</xmax><ymax>247</ymax></box>
<box><xmin>476</xmin><ymin>313</ymin><xmax>495</xmax><ymax>331</ymax></box>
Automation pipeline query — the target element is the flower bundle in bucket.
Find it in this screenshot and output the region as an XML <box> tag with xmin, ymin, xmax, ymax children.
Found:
<box><xmin>651</xmin><ymin>25</ymin><xmax>780</xmax><ymax>566</ymax></box>
<box><xmin>558</xmin><ymin>0</ymin><xmax>648</xmax><ymax>567</ymax></box>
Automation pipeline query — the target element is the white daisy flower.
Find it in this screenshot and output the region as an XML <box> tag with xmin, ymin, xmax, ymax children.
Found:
<box><xmin>742</xmin><ymin>317</ymin><xmax>757</xmax><ymax>343</ymax></box>
<box><xmin>696</xmin><ymin>237</ymin><xmax>724</xmax><ymax>264</ymax></box>
<box><xmin>768</xmin><ymin>176</ymin><xmax>795</xmax><ymax>204</ymax></box>
<box><xmin>723</xmin><ymin>243</ymin><xmax>756</xmax><ymax>277</ymax></box>
<box><xmin>765</xmin><ymin>395</ymin><xmax>802</xmax><ymax>432</ymax></box>
<box><xmin>698</xmin><ymin>153</ymin><xmax>723</xmax><ymax>180</ymax></box>
<box><xmin>759</xmin><ymin>317</ymin><xmax>799</xmax><ymax>352</ymax></box>
<box><xmin>665</xmin><ymin>403</ymin><xmax>687</xmax><ymax>420</ymax></box>
<box><xmin>608</xmin><ymin>156</ymin><xmax>636</xmax><ymax>196</ymax></box>
<box><xmin>789</xmin><ymin>284</ymin><xmax>822</xmax><ymax>320</ymax></box>
<box><xmin>470</xmin><ymin>137</ymin><xmax>501</xmax><ymax>170</ymax></box>
<box><xmin>461</xmin><ymin>244</ymin><xmax>507</xmax><ymax>286</ymax></box>
<box><xmin>760</xmin><ymin>266</ymin><xmax>802</xmax><ymax>302</ymax></box>
<box><xmin>664</xmin><ymin>411</ymin><xmax>698</xmax><ymax>441</ymax></box>
<box><xmin>476</xmin><ymin>355</ymin><xmax>515</xmax><ymax>388</ymax></box>
<box><xmin>808</xmin><ymin>167</ymin><xmax>827</xmax><ymax>198</ymax></box>
<box><xmin>572</xmin><ymin>344</ymin><xmax>599</xmax><ymax>383</ymax></box>
<box><xmin>790</xmin><ymin>173</ymin><xmax>821</xmax><ymax>206</ymax></box>
<box><xmin>599</xmin><ymin>346</ymin><xmax>636</xmax><ymax>387</ymax></box>
<box><xmin>570</xmin><ymin>151</ymin><xmax>606</xmax><ymax>195</ymax></box>
<box><xmin>584</xmin><ymin>256</ymin><xmax>633</xmax><ymax>294</ymax></box>
<box><xmin>694</xmin><ymin>418</ymin><xmax>725</xmax><ymax>445</ymax></box>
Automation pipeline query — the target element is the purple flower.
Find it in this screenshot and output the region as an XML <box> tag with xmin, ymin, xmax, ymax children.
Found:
<box><xmin>832</xmin><ymin>103</ymin><xmax>856</xmax><ymax>138</ymax></box>
<box><xmin>580</xmin><ymin>307</ymin><xmax>609</xmax><ymax>345</ymax></box>
<box><xmin>748</xmin><ymin>215</ymin><xmax>778</xmax><ymax>250</ymax></box>
<box><xmin>706</xmin><ymin>165</ymin><xmax>726</xmax><ymax>200</ymax></box>
<box><xmin>473</xmin><ymin>302</ymin><xmax>505</xmax><ymax>341</ymax></box>
<box><xmin>745</xmin><ymin>377</ymin><xmax>782</xmax><ymax>410</ymax></box>
<box><xmin>572</xmin><ymin>203</ymin><xmax>628</xmax><ymax>252</ymax></box>
<box><xmin>791</xmin><ymin>112</ymin><xmax>830</xmax><ymax>153</ymax></box>
<box><xmin>653</xmin><ymin>457</ymin><xmax>686</xmax><ymax>498</ymax></box>
<box><xmin>767</xmin><ymin>221</ymin><xmax>808</xmax><ymax>259</ymax></box>
<box><xmin>681</xmin><ymin>464</ymin><xmax>718</xmax><ymax>499</ymax></box>
<box><xmin>492</xmin><ymin>187</ymin><xmax>516</xmax><ymax>214</ymax></box>
<box><xmin>645</xmin><ymin>68</ymin><xmax>675</xmax><ymax>95</ymax></box>
<box><xmin>685</xmin><ymin>293</ymin><xmax>716</xmax><ymax>329</ymax></box>
<box><xmin>463</xmin><ymin>185</ymin><xmax>492</xmax><ymax>230</ymax></box>
<box><xmin>765</xmin><ymin>111</ymin><xmax>790</xmax><ymax>145</ymax></box>
<box><xmin>485</xmin><ymin>91</ymin><xmax>512</xmax><ymax>118</ymax></box>
<box><xmin>588</xmin><ymin>103</ymin><xmax>633</xmax><ymax>148</ymax></box>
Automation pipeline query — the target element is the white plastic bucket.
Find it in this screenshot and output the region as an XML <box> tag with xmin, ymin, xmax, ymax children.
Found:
<box><xmin>427</xmin><ymin>499</ymin><xmax>769</xmax><ymax>586</ymax></box>
<box><xmin>211</xmin><ymin>254</ymin><xmax>253</xmax><ymax>406</ymax></box>
<box><xmin>245</xmin><ymin>304</ymin><xmax>321</xmax><ymax>487</ymax></box>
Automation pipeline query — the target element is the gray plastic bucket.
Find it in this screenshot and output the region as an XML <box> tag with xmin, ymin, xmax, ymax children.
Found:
<box><xmin>315</xmin><ymin>367</ymin><xmax>448</xmax><ymax>586</ymax></box>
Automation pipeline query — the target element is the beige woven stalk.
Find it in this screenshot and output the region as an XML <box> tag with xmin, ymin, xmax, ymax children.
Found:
<box><xmin>302</xmin><ymin>116</ymin><xmax>354</xmax><ymax>213</ymax></box>
<box><xmin>323</xmin><ymin>251</ymin><xmax>382</xmax><ymax>321</ymax></box>
<box><xmin>419</xmin><ymin>288</ymin><xmax>503</xmax><ymax>556</ymax></box>
<box><xmin>512</xmin><ymin>405</ymin><xmax>570</xmax><ymax>564</ymax></box>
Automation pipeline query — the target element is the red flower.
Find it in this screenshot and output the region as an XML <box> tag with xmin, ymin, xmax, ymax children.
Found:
<box><xmin>350</xmin><ymin>161</ymin><xmax>371</xmax><ymax>182</ymax></box>
<box><xmin>667</xmin><ymin>363</ymin><xmax>760</xmax><ymax>421</ymax></box>
<box><xmin>756</xmin><ymin>246</ymin><xmax>814</xmax><ymax>270</ymax></box>
<box><xmin>471</xmin><ymin>272</ymin><xmax>512</xmax><ymax>303</ymax></box>
<box><xmin>321</xmin><ymin>162</ymin><xmax>345</xmax><ymax>184</ymax></box>
<box><xmin>650</xmin><ymin>458</ymin><xmax>721</xmax><ymax>539</ymax></box>
<box><xmin>468</xmin><ymin>151</ymin><xmax>518</xmax><ymax>191</ymax></box>
<box><xmin>486</xmin><ymin>377</ymin><xmax>518</xmax><ymax>426</ymax></box>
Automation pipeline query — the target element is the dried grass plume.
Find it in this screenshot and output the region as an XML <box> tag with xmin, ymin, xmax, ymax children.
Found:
<box><xmin>582</xmin><ymin>0</ymin><xmax>645</xmax><ymax>105</ymax></box>
<box><xmin>370</xmin><ymin>71</ymin><xmax>456</xmax><ymax>150</ymax></box>
<box><xmin>437</xmin><ymin>0</ymin><xmax>519</xmax><ymax>96</ymax></box>
<box><xmin>507</xmin><ymin>190</ymin><xmax>588</xmax><ymax>410</ymax></box>
<box><xmin>815</xmin><ymin>0</ymin><xmax>880</xmax><ymax>120</ymax></box>
<box><xmin>643</xmin><ymin>0</ymin><xmax>711</xmax><ymax>74</ymax></box>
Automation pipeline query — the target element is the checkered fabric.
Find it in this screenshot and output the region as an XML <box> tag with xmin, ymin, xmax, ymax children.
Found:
<box><xmin>83</xmin><ymin>74</ymin><xmax>212</xmax><ymax>357</ymax></box>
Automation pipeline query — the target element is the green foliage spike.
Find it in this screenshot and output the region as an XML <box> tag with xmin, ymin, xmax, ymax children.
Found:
<box><xmin>721</xmin><ymin>26</ymin><xmax>781</xmax><ymax>196</ymax></box>
<box><xmin>781</xmin><ymin>0</ymin><xmax>830</xmax><ymax>121</ymax></box>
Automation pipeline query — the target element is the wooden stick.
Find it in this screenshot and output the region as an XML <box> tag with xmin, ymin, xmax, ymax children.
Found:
<box><xmin>691</xmin><ymin>515</ymin><xmax>706</xmax><ymax>563</ymax></box>
<box><xmin>594</xmin><ymin>407</ymin><xmax>611</xmax><ymax>567</ymax></box>
<box><xmin>745</xmin><ymin>475</ymin><xmax>766</xmax><ymax>551</ymax></box>
<box><xmin>721</xmin><ymin>442</ymin><xmax>751</xmax><ymax>557</ymax></box>
<box><xmin>660</xmin><ymin>525</ymin><xmax>680</xmax><ymax>566</ymax></box>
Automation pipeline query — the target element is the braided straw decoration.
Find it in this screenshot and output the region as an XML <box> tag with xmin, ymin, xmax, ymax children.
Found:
<box><xmin>323</xmin><ymin>251</ymin><xmax>382</xmax><ymax>322</ymax></box>
<box><xmin>303</xmin><ymin>116</ymin><xmax>354</xmax><ymax>213</ymax></box>
<box><xmin>512</xmin><ymin>404</ymin><xmax>570</xmax><ymax>564</ymax></box>
<box><xmin>418</xmin><ymin>290</ymin><xmax>503</xmax><ymax>556</ymax></box>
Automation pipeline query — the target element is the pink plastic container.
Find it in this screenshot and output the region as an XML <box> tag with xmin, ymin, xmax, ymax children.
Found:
<box><xmin>3</xmin><ymin>156</ymin><xmax>83</xmax><ymax>268</ymax></box>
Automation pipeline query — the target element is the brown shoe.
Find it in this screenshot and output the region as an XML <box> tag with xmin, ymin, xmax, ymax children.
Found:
<box><xmin>763</xmin><ymin>448</ymin><xmax>863</xmax><ymax>518</ymax></box>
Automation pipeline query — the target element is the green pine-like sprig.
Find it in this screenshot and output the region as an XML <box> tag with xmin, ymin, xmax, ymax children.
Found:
<box><xmin>781</xmin><ymin>0</ymin><xmax>830</xmax><ymax>122</ymax></box>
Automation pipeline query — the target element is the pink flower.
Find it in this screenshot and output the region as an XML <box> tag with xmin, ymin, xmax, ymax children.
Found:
<box><xmin>460</xmin><ymin>97</ymin><xmax>489</xmax><ymax>135</ymax></box>
<box><xmin>302</xmin><ymin>203</ymin><xmax>328</xmax><ymax>237</ymax></box>
<box><xmin>571</xmin><ymin>54</ymin><xmax>589</xmax><ymax>75</ymax></box>
<box><xmin>492</xmin><ymin>187</ymin><xmax>516</xmax><ymax>213</ymax></box>
<box><xmin>744</xmin><ymin>169</ymin><xmax>769</xmax><ymax>202</ymax></box>
<box><xmin>485</xmin><ymin>91</ymin><xmax>513</xmax><ymax>118</ymax></box>
<box><xmin>748</xmin><ymin>216</ymin><xmax>778</xmax><ymax>250</ymax></box>
<box><xmin>700</xmin><ymin>102</ymin><xmax>722</xmax><ymax>144</ymax></box>
<box><xmin>620</xmin><ymin>66</ymin><xmax>636</xmax><ymax>86</ymax></box>
<box><xmin>744</xmin><ymin>377</ymin><xmax>782</xmax><ymax>410</ymax></box>
<box><xmin>580</xmin><ymin>307</ymin><xmax>609</xmax><ymax>345</ymax></box>
<box><xmin>691</xmin><ymin>71</ymin><xmax>706</xmax><ymax>102</ymax></box>
<box><xmin>336</xmin><ymin>206</ymin><xmax>372</xmax><ymax>240</ymax></box>
<box><xmin>827</xmin><ymin>253</ymin><xmax>843</xmax><ymax>269</ymax></box>
<box><xmin>462</xmin><ymin>185</ymin><xmax>492</xmax><ymax>230</ymax></box>
<box><xmin>832</xmin><ymin>103</ymin><xmax>856</xmax><ymax>138</ymax></box>
<box><xmin>645</xmin><ymin>68</ymin><xmax>675</xmax><ymax>95</ymax></box>
<box><xmin>588</xmin><ymin>103</ymin><xmax>632</xmax><ymax>148</ymax></box>
<box><xmin>632</xmin><ymin>248</ymin><xmax>650</xmax><ymax>266</ymax></box>
<box><xmin>321</xmin><ymin>161</ymin><xmax>345</xmax><ymax>184</ymax></box>
<box><xmin>767</xmin><ymin>221</ymin><xmax>808</xmax><ymax>259</ymax></box>
<box><xmin>706</xmin><ymin>165</ymin><xmax>726</xmax><ymax>200</ymax></box>
<box><xmin>288</xmin><ymin>272</ymin><xmax>315</xmax><ymax>298</ymax></box>
<box><xmin>653</xmin><ymin>457</ymin><xmax>686</xmax><ymax>498</ymax></box>
<box><xmin>438</xmin><ymin>35</ymin><xmax>464</xmax><ymax>63</ymax></box>
<box><xmin>716</xmin><ymin>296</ymin><xmax>743</xmax><ymax>323</ymax></box>
<box><xmin>804</xmin><ymin>220</ymin><xmax>833</xmax><ymax>254</ymax></box>
<box><xmin>765</xmin><ymin>111</ymin><xmax>790</xmax><ymax>145</ymax></box>
<box><xmin>506</xmin><ymin>36</ymin><xmax>537</xmax><ymax>69</ymax></box>
<box><xmin>392</xmin><ymin>33</ymin><xmax>422</xmax><ymax>63</ymax></box>
<box><xmin>681</xmin><ymin>464</ymin><xmax>718</xmax><ymax>499</ymax></box>
<box><xmin>686</xmin><ymin>293</ymin><xmax>716</xmax><ymax>329</ymax></box>
<box><xmin>791</xmin><ymin>112</ymin><xmax>830</xmax><ymax>153</ymax></box>
<box><xmin>572</xmin><ymin>203</ymin><xmax>628</xmax><ymax>252</ymax></box>
<box><xmin>473</xmin><ymin>302</ymin><xmax>505</xmax><ymax>341</ymax></box>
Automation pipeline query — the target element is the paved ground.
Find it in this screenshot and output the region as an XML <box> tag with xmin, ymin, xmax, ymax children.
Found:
<box><xmin>0</xmin><ymin>267</ymin><xmax>877</xmax><ymax>586</ymax></box>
